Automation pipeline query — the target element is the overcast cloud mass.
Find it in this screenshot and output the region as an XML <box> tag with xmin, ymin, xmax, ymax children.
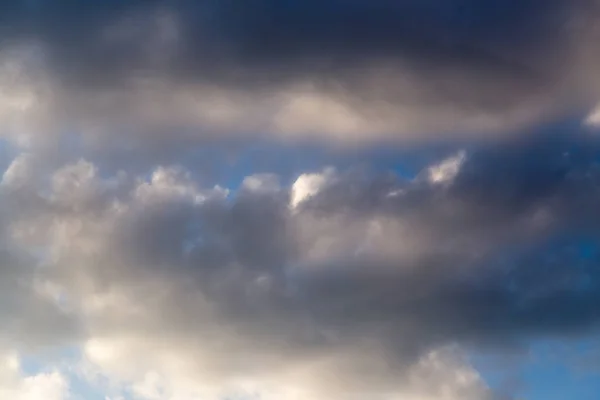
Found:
<box><xmin>2</xmin><ymin>1</ymin><xmax>600</xmax><ymax>399</ymax></box>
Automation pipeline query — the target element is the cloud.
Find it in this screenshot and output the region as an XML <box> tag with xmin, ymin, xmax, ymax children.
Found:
<box><xmin>0</xmin><ymin>347</ymin><xmax>69</xmax><ymax>400</ymax></box>
<box><xmin>585</xmin><ymin>104</ymin><xmax>600</xmax><ymax>126</ymax></box>
<box><xmin>0</xmin><ymin>131</ymin><xmax>595</xmax><ymax>398</ymax></box>
<box><xmin>2</xmin><ymin>2</ymin><xmax>600</xmax><ymax>398</ymax></box>
<box><xmin>0</xmin><ymin>0</ymin><xmax>598</xmax><ymax>150</ymax></box>
<box><xmin>80</xmin><ymin>338</ymin><xmax>491</xmax><ymax>400</ymax></box>
<box><xmin>0</xmin><ymin>159</ymin><xmax>80</xmax><ymax>351</ymax></box>
<box><xmin>290</xmin><ymin>168</ymin><xmax>336</xmax><ymax>209</ymax></box>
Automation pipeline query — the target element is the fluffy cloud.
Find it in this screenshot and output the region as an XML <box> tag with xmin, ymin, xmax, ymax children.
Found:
<box><xmin>0</xmin><ymin>131</ymin><xmax>597</xmax><ymax>398</ymax></box>
<box><xmin>0</xmin><ymin>348</ymin><xmax>69</xmax><ymax>400</ymax></box>
<box><xmin>3</xmin><ymin>3</ymin><xmax>600</xmax><ymax>397</ymax></box>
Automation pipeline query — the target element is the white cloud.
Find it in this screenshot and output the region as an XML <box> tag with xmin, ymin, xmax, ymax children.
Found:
<box><xmin>290</xmin><ymin>168</ymin><xmax>336</xmax><ymax>209</ymax></box>
<box><xmin>79</xmin><ymin>335</ymin><xmax>489</xmax><ymax>400</ymax></box>
<box><xmin>425</xmin><ymin>150</ymin><xmax>467</xmax><ymax>185</ymax></box>
<box><xmin>0</xmin><ymin>348</ymin><xmax>69</xmax><ymax>400</ymax></box>
<box><xmin>585</xmin><ymin>105</ymin><xmax>600</xmax><ymax>127</ymax></box>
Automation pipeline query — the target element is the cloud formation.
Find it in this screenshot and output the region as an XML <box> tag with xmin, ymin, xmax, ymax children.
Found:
<box><xmin>0</xmin><ymin>130</ymin><xmax>598</xmax><ymax>398</ymax></box>
<box><xmin>0</xmin><ymin>348</ymin><xmax>68</xmax><ymax>400</ymax></box>
<box><xmin>3</xmin><ymin>2</ymin><xmax>600</xmax><ymax>399</ymax></box>
<box><xmin>0</xmin><ymin>0</ymin><xmax>599</xmax><ymax>149</ymax></box>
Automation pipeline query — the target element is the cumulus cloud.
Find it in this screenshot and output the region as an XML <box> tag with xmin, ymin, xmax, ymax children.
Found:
<box><xmin>0</xmin><ymin>162</ymin><xmax>80</xmax><ymax>350</ymax></box>
<box><xmin>3</xmin><ymin>2</ymin><xmax>600</xmax><ymax>398</ymax></box>
<box><xmin>0</xmin><ymin>131</ymin><xmax>596</xmax><ymax>398</ymax></box>
<box><xmin>0</xmin><ymin>346</ymin><xmax>69</xmax><ymax>400</ymax></box>
<box><xmin>0</xmin><ymin>0</ymin><xmax>598</xmax><ymax>150</ymax></box>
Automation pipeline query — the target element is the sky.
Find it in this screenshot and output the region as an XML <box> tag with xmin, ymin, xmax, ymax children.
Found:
<box><xmin>3</xmin><ymin>1</ymin><xmax>600</xmax><ymax>399</ymax></box>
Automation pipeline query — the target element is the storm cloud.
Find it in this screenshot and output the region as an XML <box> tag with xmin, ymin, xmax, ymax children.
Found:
<box><xmin>0</xmin><ymin>0</ymin><xmax>599</xmax><ymax>148</ymax></box>
<box><xmin>1</xmin><ymin>2</ymin><xmax>600</xmax><ymax>399</ymax></box>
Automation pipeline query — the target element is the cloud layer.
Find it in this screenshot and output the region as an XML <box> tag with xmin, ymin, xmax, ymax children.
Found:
<box><xmin>1</xmin><ymin>0</ymin><xmax>600</xmax><ymax>149</ymax></box>
<box><xmin>0</xmin><ymin>130</ymin><xmax>598</xmax><ymax>398</ymax></box>
<box><xmin>2</xmin><ymin>2</ymin><xmax>600</xmax><ymax>399</ymax></box>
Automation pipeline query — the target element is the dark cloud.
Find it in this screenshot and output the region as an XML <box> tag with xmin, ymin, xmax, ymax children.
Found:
<box><xmin>0</xmin><ymin>0</ymin><xmax>597</xmax><ymax>145</ymax></box>
<box><xmin>0</xmin><ymin>0</ymin><xmax>572</xmax><ymax>79</ymax></box>
<box><xmin>2</xmin><ymin>129</ymin><xmax>600</xmax><ymax>397</ymax></box>
<box><xmin>272</xmin><ymin>135</ymin><xmax>600</xmax><ymax>360</ymax></box>
<box><xmin>17</xmin><ymin>131</ymin><xmax>599</xmax><ymax>372</ymax></box>
<box><xmin>3</xmin><ymin>2</ymin><xmax>600</xmax><ymax>397</ymax></box>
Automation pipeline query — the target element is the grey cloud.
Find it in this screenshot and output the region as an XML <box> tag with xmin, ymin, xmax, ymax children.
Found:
<box><xmin>0</xmin><ymin>197</ymin><xmax>81</xmax><ymax>351</ymax></box>
<box><xmin>142</xmin><ymin>136</ymin><xmax>600</xmax><ymax>351</ymax></box>
<box><xmin>0</xmin><ymin>0</ymin><xmax>572</xmax><ymax>81</ymax></box>
<box><xmin>5</xmin><ymin>3</ymin><xmax>600</xmax><ymax>397</ymax></box>
<box><xmin>291</xmin><ymin>136</ymin><xmax>600</xmax><ymax>356</ymax></box>
<box><xmin>0</xmin><ymin>132</ymin><xmax>596</xmax><ymax>399</ymax></box>
<box><xmin>0</xmin><ymin>0</ymin><xmax>598</xmax><ymax>147</ymax></box>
